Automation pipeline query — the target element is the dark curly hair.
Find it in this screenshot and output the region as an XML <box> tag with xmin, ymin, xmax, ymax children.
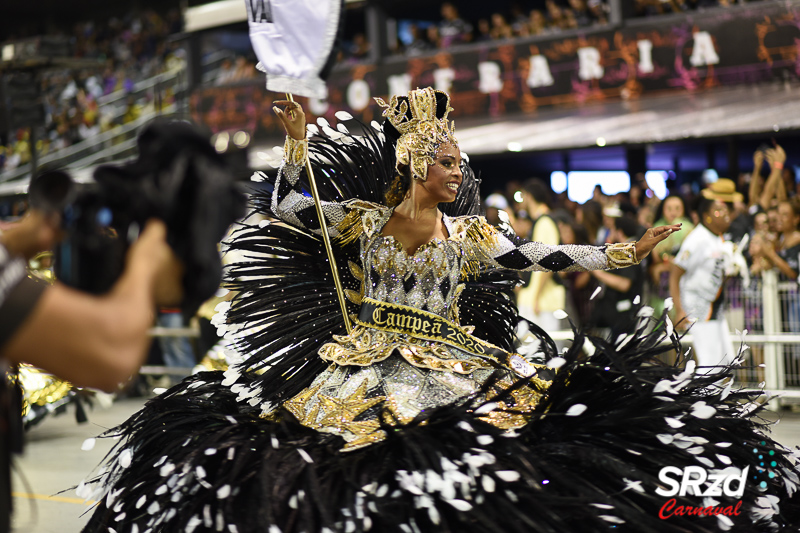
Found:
<box><xmin>385</xmin><ymin>165</ymin><xmax>413</xmax><ymax>207</ymax></box>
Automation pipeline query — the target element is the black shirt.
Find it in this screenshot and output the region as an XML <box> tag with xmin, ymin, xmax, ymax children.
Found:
<box><xmin>590</xmin><ymin>261</ymin><xmax>645</xmax><ymax>338</ymax></box>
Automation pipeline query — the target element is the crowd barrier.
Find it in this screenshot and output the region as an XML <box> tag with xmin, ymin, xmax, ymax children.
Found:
<box><xmin>551</xmin><ymin>270</ymin><xmax>800</xmax><ymax>405</ymax></box>
<box><xmin>725</xmin><ymin>271</ymin><xmax>800</xmax><ymax>400</ymax></box>
<box><xmin>141</xmin><ymin>325</ymin><xmax>200</xmax><ymax>378</ymax></box>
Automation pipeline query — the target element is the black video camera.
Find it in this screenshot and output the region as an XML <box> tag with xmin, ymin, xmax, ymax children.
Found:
<box><xmin>28</xmin><ymin>170</ymin><xmax>132</xmax><ymax>295</ymax></box>
<box><xmin>27</xmin><ymin>121</ymin><xmax>247</xmax><ymax>314</ymax></box>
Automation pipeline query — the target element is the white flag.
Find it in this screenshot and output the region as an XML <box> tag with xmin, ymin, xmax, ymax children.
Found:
<box><xmin>246</xmin><ymin>0</ymin><xmax>342</xmax><ymax>99</ymax></box>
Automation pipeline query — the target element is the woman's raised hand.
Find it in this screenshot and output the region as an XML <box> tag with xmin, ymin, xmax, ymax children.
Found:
<box><xmin>634</xmin><ymin>224</ymin><xmax>682</xmax><ymax>261</ymax></box>
<box><xmin>765</xmin><ymin>144</ymin><xmax>786</xmax><ymax>169</ymax></box>
<box><xmin>273</xmin><ymin>99</ymin><xmax>306</xmax><ymax>141</ymax></box>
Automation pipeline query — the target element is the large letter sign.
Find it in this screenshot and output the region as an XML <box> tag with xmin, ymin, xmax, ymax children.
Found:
<box><xmin>346</xmin><ymin>79</ymin><xmax>371</xmax><ymax>111</ymax></box>
<box><xmin>690</xmin><ymin>31</ymin><xmax>720</xmax><ymax>67</ymax></box>
<box><xmin>638</xmin><ymin>40</ymin><xmax>654</xmax><ymax>74</ymax></box>
<box><xmin>387</xmin><ymin>74</ymin><xmax>411</xmax><ymax>99</ymax></box>
<box><xmin>478</xmin><ymin>62</ymin><xmax>503</xmax><ymax>93</ymax></box>
<box><xmin>433</xmin><ymin>68</ymin><xmax>455</xmax><ymax>93</ymax></box>
<box><xmin>578</xmin><ymin>47</ymin><xmax>604</xmax><ymax>81</ymax></box>
<box><xmin>527</xmin><ymin>55</ymin><xmax>554</xmax><ymax>88</ymax></box>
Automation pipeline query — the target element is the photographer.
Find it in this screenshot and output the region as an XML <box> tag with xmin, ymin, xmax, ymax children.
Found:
<box><xmin>0</xmin><ymin>208</ymin><xmax>182</xmax><ymax>533</ymax></box>
<box><xmin>0</xmin><ymin>120</ymin><xmax>245</xmax><ymax>533</ymax></box>
<box><xmin>0</xmin><ymin>211</ymin><xmax>182</xmax><ymax>391</ymax></box>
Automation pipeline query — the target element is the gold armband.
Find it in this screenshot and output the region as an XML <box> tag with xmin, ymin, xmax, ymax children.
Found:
<box><xmin>284</xmin><ymin>136</ymin><xmax>308</xmax><ymax>167</ymax></box>
<box><xmin>606</xmin><ymin>242</ymin><xmax>639</xmax><ymax>269</ymax></box>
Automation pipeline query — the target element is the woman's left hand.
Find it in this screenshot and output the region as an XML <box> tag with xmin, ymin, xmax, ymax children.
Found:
<box><xmin>634</xmin><ymin>224</ymin><xmax>682</xmax><ymax>261</ymax></box>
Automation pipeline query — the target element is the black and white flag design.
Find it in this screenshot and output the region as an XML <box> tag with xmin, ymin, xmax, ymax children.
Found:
<box><xmin>245</xmin><ymin>0</ymin><xmax>343</xmax><ymax>99</ymax></box>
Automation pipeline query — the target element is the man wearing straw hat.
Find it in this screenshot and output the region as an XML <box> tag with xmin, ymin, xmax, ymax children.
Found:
<box><xmin>670</xmin><ymin>178</ymin><xmax>742</xmax><ymax>373</ymax></box>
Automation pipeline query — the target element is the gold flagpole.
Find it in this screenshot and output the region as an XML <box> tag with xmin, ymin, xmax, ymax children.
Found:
<box><xmin>286</xmin><ymin>93</ymin><xmax>352</xmax><ymax>334</ymax></box>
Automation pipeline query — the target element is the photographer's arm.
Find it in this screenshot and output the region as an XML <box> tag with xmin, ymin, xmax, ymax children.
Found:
<box><xmin>2</xmin><ymin>220</ymin><xmax>183</xmax><ymax>392</ymax></box>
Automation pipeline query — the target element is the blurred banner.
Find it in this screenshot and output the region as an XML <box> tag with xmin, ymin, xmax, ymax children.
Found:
<box><xmin>246</xmin><ymin>0</ymin><xmax>343</xmax><ymax>99</ymax></box>
<box><xmin>199</xmin><ymin>2</ymin><xmax>800</xmax><ymax>138</ymax></box>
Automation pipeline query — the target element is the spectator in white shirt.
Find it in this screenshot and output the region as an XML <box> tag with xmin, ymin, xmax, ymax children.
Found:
<box><xmin>670</xmin><ymin>179</ymin><xmax>741</xmax><ymax>373</ymax></box>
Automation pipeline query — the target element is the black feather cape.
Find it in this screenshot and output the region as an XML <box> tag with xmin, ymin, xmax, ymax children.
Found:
<box><xmin>80</xmin><ymin>119</ymin><xmax>800</xmax><ymax>533</ymax></box>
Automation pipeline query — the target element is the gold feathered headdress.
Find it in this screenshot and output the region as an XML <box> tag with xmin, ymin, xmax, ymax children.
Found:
<box><xmin>374</xmin><ymin>87</ymin><xmax>458</xmax><ymax>181</ymax></box>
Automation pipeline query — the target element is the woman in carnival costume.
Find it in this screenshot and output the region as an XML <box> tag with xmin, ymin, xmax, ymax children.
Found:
<box><xmin>81</xmin><ymin>88</ymin><xmax>800</xmax><ymax>532</ymax></box>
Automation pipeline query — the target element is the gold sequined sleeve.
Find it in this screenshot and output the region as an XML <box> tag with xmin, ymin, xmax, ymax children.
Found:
<box><xmin>458</xmin><ymin>217</ymin><xmax>638</xmax><ymax>272</ymax></box>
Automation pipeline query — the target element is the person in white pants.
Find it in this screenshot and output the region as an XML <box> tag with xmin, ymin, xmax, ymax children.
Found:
<box><xmin>669</xmin><ymin>179</ymin><xmax>740</xmax><ymax>373</ymax></box>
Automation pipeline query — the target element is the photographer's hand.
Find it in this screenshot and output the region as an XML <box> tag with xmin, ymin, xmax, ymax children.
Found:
<box><xmin>127</xmin><ymin>219</ymin><xmax>185</xmax><ymax>307</ymax></box>
<box><xmin>0</xmin><ymin>209</ymin><xmax>63</xmax><ymax>260</ymax></box>
<box><xmin>3</xmin><ymin>219</ymin><xmax>184</xmax><ymax>392</ymax></box>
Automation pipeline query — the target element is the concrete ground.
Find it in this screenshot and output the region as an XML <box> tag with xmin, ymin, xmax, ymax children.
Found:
<box><xmin>11</xmin><ymin>398</ymin><xmax>144</xmax><ymax>533</ymax></box>
<box><xmin>10</xmin><ymin>396</ymin><xmax>800</xmax><ymax>532</ymax></box>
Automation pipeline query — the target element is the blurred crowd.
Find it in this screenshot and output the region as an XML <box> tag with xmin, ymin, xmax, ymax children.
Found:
<box><xmin>398</xmin><ymin>1</ymin><xmax>610</xmax><ymax>56</ymax></box>
<box><xmin>1</xmin><ymin>9</ymin><xmax>184</xmax><ymax>173</ymax></box>
<box><xmin>392</xmin><ymin>0</ymin><xmax>763</xmax><ymax>57</ymax></box>
<box><xmin>483</xmin><ymin>143</ymin><xmax>800</xmax><ymax>337</ymax></box>
<box><xmin>214</xmin><ymin>56</ymin><xmax>258</xmax><ymax>85</ymax></box>
<box><xmin>634</xmin><ymin>0</ymin><xmax>764</xmax><ymax>16</ymax></box>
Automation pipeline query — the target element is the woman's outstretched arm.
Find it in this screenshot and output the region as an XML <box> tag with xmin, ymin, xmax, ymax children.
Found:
<box><xmin>462</xmin><ymin>217</ymin><xmax>681</xmax><ymax>272</ymax></box>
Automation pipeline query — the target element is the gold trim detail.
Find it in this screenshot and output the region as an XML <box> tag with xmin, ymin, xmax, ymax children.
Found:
<box><xmin>334</xmin><ymin>201</ymin><xmax>390</xmax><ymax>247</ymax></box>
<box><xmin>477</xmin><ymin>380</ymin><xmax>548</xmax><ymax>430</ymax></box>
<box><xmin>284</xmin><ymin>380</ymin><xmax>387</xmax><ymax>451</ymax></box>
<box><xmin>16</xmin><ymin>364</ymin><xmax>73</xmax><ymax>416</ymax></box>
<box><xmin>606</xmin><ymin>242</ymin><xmax>639</xmax><ymax>269</ymax></box>
<box><xmin>319</xmin><ymin>326</ymin><xmax>493</xmax><ymax>375</ymax></box>
<box><xmin>453</xmin><ymin>216</ymin><xmax>500</xmax><ymax>278</ymax></box>
<box><xmin>335</xmin><ymin>209</ymin><xmax>364</xmax><ymax>247</ymax></box>
<box><xmin>283</xmin><ymin>136</ymin><xmax>308</xmax><ymax>167</ymax></box>
<box><xmin>283</xmin><ymin>370</ymin><xmax>552</xmax><ymax>449</ymax></box>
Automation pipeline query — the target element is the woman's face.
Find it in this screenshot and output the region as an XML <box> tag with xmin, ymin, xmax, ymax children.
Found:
<box><xmin>558</xmin><ymin>221</ymin><xmax>576</xmax><ymax>244</ymax></box>
<box><xmin>768</xmin><ymin>209</ymin><xmax>781</xmax><ymax>233</ymax></box>
<box><xmin>778</xmin><ymin>202</ymin><xmax>800</xmax><ymax>233</ymax></box>
<box><xmin>416</xmin><ymin>142</ymin><xmax>462</xmax><ymax>204</ymax></box>
<box><xmin>754</xmin><ymin>212</ymin><xmax>769</xmax><ymax>233</ymax></box>
<box><xmin>662</xmin><ymin>197</ymin><xmax>683</xmax><ymax>224</ymax></box>
<box><xmin>638</xmin><ymin>206</ymin><xmax>654</xmax><ymax>228</ymax></box>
